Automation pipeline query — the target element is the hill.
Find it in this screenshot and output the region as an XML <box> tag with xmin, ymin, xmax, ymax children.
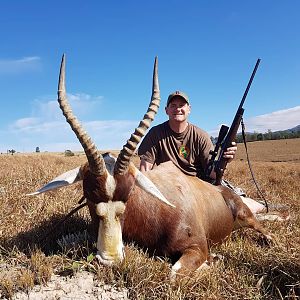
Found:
<box><xmin>286</xmin><ymin>124</ymin><xmax>300</xmax><ymax>133</ymax></box>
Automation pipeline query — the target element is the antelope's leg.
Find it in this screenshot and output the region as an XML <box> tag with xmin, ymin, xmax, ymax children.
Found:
<box><xmin>170</xmin><ymin>245</ymin><xmax>208</xmax><ymax>281</ymax></box>
<box><xmin>234</xmin><ymin>203</ymin><xmax>274</xmax><ymax>242</ymax></box>
<box><xmin>220</xmin><ymin>186</ymin><xmax>274</xmax><ymax>242</ymax></box>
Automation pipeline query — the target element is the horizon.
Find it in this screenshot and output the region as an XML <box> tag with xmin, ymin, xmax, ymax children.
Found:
<box><xmin>3</xmin><ymin>124</ymin><xmax>299</xmax><ymax>154</ymax></box>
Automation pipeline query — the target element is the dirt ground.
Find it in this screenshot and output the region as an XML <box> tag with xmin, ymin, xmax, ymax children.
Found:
<box><xmin>5</xmin><ymin>271</ymin><xmax>128</xmax><ymax>300</ymax></box>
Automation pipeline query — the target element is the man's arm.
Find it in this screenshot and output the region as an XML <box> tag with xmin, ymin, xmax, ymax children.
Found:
<box><xmin>140</xmin><ymin>159</ymin><xmax>154</xmax><ymax>172</ymax></box>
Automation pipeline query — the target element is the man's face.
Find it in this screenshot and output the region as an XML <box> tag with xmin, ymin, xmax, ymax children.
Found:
<box><xmin>165</xmin><ymin>96</ymin><xmax>191</xmax><ymax>122</ymax></box>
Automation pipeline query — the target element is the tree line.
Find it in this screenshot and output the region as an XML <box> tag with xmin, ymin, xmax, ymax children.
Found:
<box><xmin>237</xmin><ymin>129</ymin><xmax>300</xmax><ymax>143</ymax></box>
<box><xmin>211</xmin><ymin>128</ymin><xmax>300</xmax><ymax>144</ymax></box>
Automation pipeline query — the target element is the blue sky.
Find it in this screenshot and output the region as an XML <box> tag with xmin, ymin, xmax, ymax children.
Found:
<box><xmin>1</xmin><ymin>1</ymin><xmax>299</xmax><ymax>152</ymax></box>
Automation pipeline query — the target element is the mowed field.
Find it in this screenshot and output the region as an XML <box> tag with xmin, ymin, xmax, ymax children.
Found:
<box><xmin>234</xmin><ymin>138</ymin><xmax>300</xmax><ymax>163</ymax></box>
<box><xmin>0</xmin><ymin>139</ymin><xmax>299</xmax><ymax>299</ymax></box>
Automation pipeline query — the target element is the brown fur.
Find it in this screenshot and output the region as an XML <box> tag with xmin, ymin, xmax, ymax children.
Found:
<box><xmin>218</xmin><ymin>185</ymin><xmax>274</xmax><ymax>238</ymax></box>
<box><xmin>81</xmin><ymin>163</ymin><xmax>110</xmax><ymax>204</ymax></box>
<box><xmin>113</xmin><ymin>165</ymin><xmax>136</xmax><ymax>203</ymax></box>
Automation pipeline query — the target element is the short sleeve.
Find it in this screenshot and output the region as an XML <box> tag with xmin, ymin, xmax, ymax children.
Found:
<box><xmin>137</xmin><ymin>127</ymin><xmax>158</xmax><ymax>164</ymax></box>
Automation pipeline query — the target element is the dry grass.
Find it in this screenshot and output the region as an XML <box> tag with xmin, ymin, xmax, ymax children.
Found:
<box><xmin>235</xmin><ymin>138</ymin><xmax>300</xmax><ymax>163</ymax></box>
<box><xmin>0</xmin><ymin>140</ymin><xmax>299</xmax><ymax>299</ymax></box>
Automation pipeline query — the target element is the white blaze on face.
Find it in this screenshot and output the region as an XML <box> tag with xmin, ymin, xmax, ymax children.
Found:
<box><xmin>95</xmin><ymin>201</ymin><xmax>125</xmax><ymax>265</ymax></box>
<box><xmin>105</xmin><ymin>173</ymin><xmax>116</xmax><ymax>200</ymax></box>
<box><xmin>103</xmin><ymin>153</ymin><xmax>117</xmax><ymax>200</ymax></box>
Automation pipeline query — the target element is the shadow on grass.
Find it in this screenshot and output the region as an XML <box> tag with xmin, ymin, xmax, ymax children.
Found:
<box><xmin>229</xmin><ymin>231</ymin><xmax>300</xmax><ymax>299</ymax></box>
<box><xmin>262</xmin><ymin>263</ymin><xmax>300</xmax><ymax>299</ymax></box>
<box><xmin>0</xmin><ymin>214</ymin><xmax>95</xmax><ymax>255</ymax></box>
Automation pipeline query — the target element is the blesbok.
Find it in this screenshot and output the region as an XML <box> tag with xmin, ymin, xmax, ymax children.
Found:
<box><xmin>29</xmin><ymin>55</ymin><xmax>274</xmax><ymax>279</ymax></box>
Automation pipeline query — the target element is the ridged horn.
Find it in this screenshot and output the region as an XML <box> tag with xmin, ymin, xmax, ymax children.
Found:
<box><xmin>57</xmin><ymin>54</ymin><xmax>106</xmax><ymax>176</ymax></box>
<box><xmin>114</xmin><ymin>56</ymin><xmax>160</xmax><ymax>175</ymax></box>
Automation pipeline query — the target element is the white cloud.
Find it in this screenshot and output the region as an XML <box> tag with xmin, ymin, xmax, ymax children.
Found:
<box><xmin>11</xmin><ymin>120</ymin><xmax>67</xmax><ymax>134</ymax></box>
<box><xmin>0</xmin><ymin>56</ymin><xmax>41</xmax><ymax>74</ymax></box>
<box><xmin>86</xmin><ymin>120</ymin><xmax>139</xmax><ymax>148</ymax></box>
<box><xmin>32</xmin><ymin>99</ymin><xmax>60</xmax><ymax>121</ymax></box>
<box><xmin>31</xmin><ymin>93</ymin><xmax>104</xmax><ymax>121</ymax></box>
<box><xmin>13</xmin><ymin>117</ymin><xmax>39</xmax><ymax>129</ymax></box>
<box><xmin>67</xmin><ymin>93</ymin><xmax>104</xmax><ymax>115</ymax></box>
<box><xmin>1</xmin><ymin>119</ymin><xmax>138</xmax><ymax>153</ymax></box>
<box><xmin>245</xmin><ymin>106</ymin><xmax>300</xmax><ymax>133</ymax></box>
<box><xmin>1</xmin><ymin>93</ymin><xmax>137</xmax><ymax>152</ymax></box>
<box><xmin>209</xmin><ymin>105</ymin><xmax>300</xmax><ymax>136</ymax></box>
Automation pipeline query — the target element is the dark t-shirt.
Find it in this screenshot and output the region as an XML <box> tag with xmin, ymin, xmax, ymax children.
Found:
<box><xmin>138</xmin><ymin>121</ymin><xmax>213</xmax><ymax>177</ymax></box>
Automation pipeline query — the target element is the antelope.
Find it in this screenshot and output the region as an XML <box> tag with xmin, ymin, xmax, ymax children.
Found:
<box><xmin>29</xmin><ymin>55</ymin><xmax>274</xmax><ymax>279</ymax></box>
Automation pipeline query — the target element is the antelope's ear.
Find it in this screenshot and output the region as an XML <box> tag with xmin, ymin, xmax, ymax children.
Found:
<box><xmin>133</xmin><ymin>167</ymin><xmax>175</xmax><ymax>208</ymax></box>
<box><xmin>27</xmin><ymin>166</ymin><xmax>82</xmax><ymax>196</ymax></box>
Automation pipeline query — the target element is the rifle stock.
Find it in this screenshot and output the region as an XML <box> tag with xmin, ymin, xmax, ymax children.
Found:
<box><xmin>207</xmin><ymin>59</ymin><xmax>261</xmax><ymax>185</ymax></box>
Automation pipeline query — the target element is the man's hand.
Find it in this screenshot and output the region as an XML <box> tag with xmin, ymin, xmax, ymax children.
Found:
<box><xmin>140</xmin><ymin>159</ymin><xmax>154</xmax><ymax>172</ymax></box>
<box><xmin>222</xmin><ymin>141</ymin><xmax>237</xmax><ymax>163</ymax></box>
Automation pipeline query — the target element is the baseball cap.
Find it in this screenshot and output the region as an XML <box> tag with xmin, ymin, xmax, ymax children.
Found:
<box><xmin>167</xmin><ymin>91</ymin><xmax>190</xmax><ymax>106</ymax></box>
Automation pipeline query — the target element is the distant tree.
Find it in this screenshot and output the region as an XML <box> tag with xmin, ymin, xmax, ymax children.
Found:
<box><xmin>36</xmin><ymin>146</ymin><xmax>40</xmax><ymax>153</ymax></box>
<box><xmin>257</xmin><ymin>133</ymin><xmax>264</xmax><ymax>141</ymax></box>
<box><xmin>64</xmin><ymin>149</ymin><xmax>75</xmax><ymax>157</ymax></box>
<box><xmin>246</xmin><ymin>132</ymin><xmax>258</xmax><ymax>142</ymax></box>
<box><xmin>273</xmin><ymin>132</ymin><xmax>281</xmax><ymax>140</ymax></box>
<box><xmin>264</xmin><ymin>129</ymin><xmax>272</xmax><ymax>140</ymax></box>
<box><xmin>252</xmin><ymin>131</ymin><xmax>258</xmax><ymax>141</ymax></box>
<box><xmin>236</xmin><ymin>134</ymin><xmax>243</xmax><ymax>143</ymax></box>
<box><xmin>8</xmin><ymin>149</ymin><xmax>16</xmax><ymax>155</ymax></box>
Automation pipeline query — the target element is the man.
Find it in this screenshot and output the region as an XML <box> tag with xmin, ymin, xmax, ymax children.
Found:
<box><xmin>139</xmin><ymin>90</ymin><xmax>236</xmax><ymax>179</ymax></box>
<box><xmin>138</xmin><ymin>91</ymin><xmax>289</xmax><ymax>219</ymax></box>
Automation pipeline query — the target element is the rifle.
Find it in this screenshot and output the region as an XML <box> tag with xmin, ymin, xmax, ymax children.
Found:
<box><xmin>205</xmin><ymin>59</ymin><xmax>261</xmax><ymax>185</ymax></box>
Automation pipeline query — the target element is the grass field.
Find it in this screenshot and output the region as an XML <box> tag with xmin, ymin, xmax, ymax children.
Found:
<box><xmin>0</xmin><ymin>139</ymin><xmax>299</xmax><ymax>299</ymax></box>
<box><xmin>235</xmin><ymin>138</ymin><xmax>300</xmax><ymax>163</ymax></box>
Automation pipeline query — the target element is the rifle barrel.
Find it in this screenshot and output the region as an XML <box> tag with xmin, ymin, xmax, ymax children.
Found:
<box><xmin>212</xmin><ymin>58</ymin><xmax>261</xmax><ymax>185</ymax></box>
<box><xmin>239</xmin><ymin>58</ymin><xmax>261</xmax><ymax>110</ymax></box>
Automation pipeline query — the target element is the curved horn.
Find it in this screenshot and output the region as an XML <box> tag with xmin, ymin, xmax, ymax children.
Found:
<box><xmin>58</xmin><ymin>54</ymin><xmax>106</xmax><ymax>176</ymax></box>
<box><xmin>114</xmin><ymin>56</ymin><xmax>160</xmax><ymax>175</ymax></box>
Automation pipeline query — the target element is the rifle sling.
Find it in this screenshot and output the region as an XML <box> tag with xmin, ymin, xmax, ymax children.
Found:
<box><xmin>241</xmin><ymin>119</ymin><xmax>269</xmax><ymax>213</ymax></box>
